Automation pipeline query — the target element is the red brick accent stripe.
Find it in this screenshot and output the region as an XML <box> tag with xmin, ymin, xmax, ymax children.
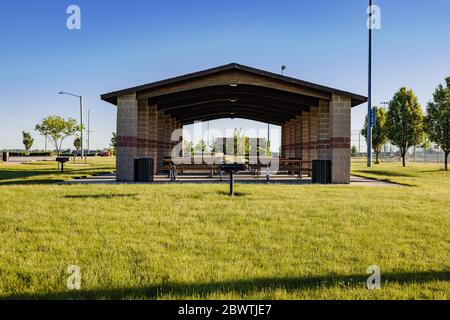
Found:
<box><xmin>283</xmin><ymin>137</ymin><xmax>350</xmax><ymax>150</ymax></box>
<box><xmin>117</xmin><ymin>136</ymin><xmax>178</xmax><ymax>149</ymax></box>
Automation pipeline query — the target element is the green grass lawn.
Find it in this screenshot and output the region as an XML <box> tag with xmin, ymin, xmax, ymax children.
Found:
<box><xmin>0</xmin><ymin>159</ymin><xmax>448</xmax><ymax>299</ymax></box>
<box><xmin>0</xmin><ymin>157</ymin><xmax>115</xmax><ymax>185</ymax></box>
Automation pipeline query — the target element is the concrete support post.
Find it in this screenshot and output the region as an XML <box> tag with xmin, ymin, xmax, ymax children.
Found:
<box><xmin>148</xmin><ymin>104</ymin><xmax>159</xmax><ymax>173</ymax></box>
<box><xmin>301</xmin><ymin>111</ymin><xmax>310</xmax><ymax>162</ymax></box>
<box><xmin>330</xmin><ymin>94</ymin><xmax>352</xmax><ymax>184</ymax></box>
<box><xmin>317</xmin><ymin>100</ymin><xmax>331</xmax><ymax>160</ymax></box>
<box><xmin>137</xmin><ymin>99</ymin><xmax>150</xmax><ymax>158</ymax></box>
<box><xmin>294</xmin><ymin>115</ymin><xmax>302</xmax><ymax>159</ymax></box>
<box><xmin>281</xmin><ymin>124</ymin><xmax>287</xmax><ymax>158</ymax></box>
<box><xmin>116</xmin><ymin>93</ymin><xmax>138</xmax><ymax>181</ymax></box>
<box><xmin>310</xmin><ymin>106</ymin><xmax>320</xmax><ymax>161</ymax></box>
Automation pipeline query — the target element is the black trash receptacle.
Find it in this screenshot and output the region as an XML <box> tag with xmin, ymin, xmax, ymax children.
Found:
<box><xmin>2</xmin><ymin>151</ymin><xmax>9</xmax><ymax>162</ymax></box>
<box><xmin>312</xmin><ymin>160</ymin><xmax>332</xmax><ymax>184</ymax></box>
<box><xmin>134</xmin><ymin>158</ymin><xmax>154</xmax><ymax>182</ymax></box>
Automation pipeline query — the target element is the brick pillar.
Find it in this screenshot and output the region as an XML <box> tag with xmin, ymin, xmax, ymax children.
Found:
<box><xmin>289</xmin><ymin>119</ymin><xmax>296</xmax><ymax>158</ymax></box>
<box><xmin>281</xmin><ymin>124</ymin><xmax>287</xmax><ymax>158</ymax></box>
<box><xmin>294</xmin><ymin>115</ymin><xmax>302</xmax><ymax>159</ymax></box>
<box><xmin>137</xmin><ymin>99</ymin><xmax>150</xmax><ymax>158</ymax></box>
<box><xmin>148</xmin><ymin>104</ymin><xmax>159</xmax><ymax>173</ymax></box>
<box><xmin>317</xmin><ymin>100</ymin><xmax>331</xmax><ymax>160</ymax></box>
<box><xmin>285</xmin><ymin>122</ymin><xmax>291</xmax><ymax>158</ymax></box>
<box><xmin>330</xmin><ymin>94</ymin><xmax>351</xmax><ymax>184</ymax></box>
<box><xmin>309</xmin><ymin>106</ymin><xmax>319</xmax><ymax>161</ymax></box>
<box><xmin>301</xmin><ymin>111</ymin><xmax>310</xmax><ymax>161</ymax></box>
<box><xmin>116</xmin><ymin>93</ymin><xmax>138</xmax><ymax>181</ymax></box>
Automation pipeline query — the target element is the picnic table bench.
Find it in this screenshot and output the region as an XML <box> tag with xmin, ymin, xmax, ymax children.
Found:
<box><xmin>249</xmin><ymin>158</ymin><xmax>312</xmax><ymax>179</ymax></box>
<box><xmin>162</xmin><ymin>157</ymin><xmax>224</xmax><ymax>181</ymax></box>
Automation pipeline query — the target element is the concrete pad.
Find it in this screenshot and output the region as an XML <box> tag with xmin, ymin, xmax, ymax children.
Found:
<box><xmin>61</xmin><ymin>173</ymin><xmax>402</xmax><ymax>187</ymax></box>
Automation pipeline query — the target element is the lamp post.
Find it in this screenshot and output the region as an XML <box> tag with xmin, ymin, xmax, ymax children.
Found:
<box><xmin>367</xmin><ymin>0</ymin><xmax>373</xmax><ymax>167</ymax></box>
<box><xmin>58</xmin><ymin>91</ymin><xmax>84</xmax><ymax>160</ymax></box>
<box><xmin>266</xmin><ymin>123</ymin><xmax>270</xmax><ymax>182</ymax></box>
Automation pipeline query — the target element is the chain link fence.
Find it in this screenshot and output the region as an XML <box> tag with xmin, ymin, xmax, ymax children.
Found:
<box><xmin>351</xmin><ymin>130</ymin><xmax>446</xmax><ymax>163</ymax></box>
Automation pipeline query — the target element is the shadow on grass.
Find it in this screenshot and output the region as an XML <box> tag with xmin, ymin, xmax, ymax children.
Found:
<box><xmin>216</xmin><ymin>191</ymin><xmax>248</xmax><ymax>197</ymax></box>
<box><xmin>64</xmin><ymin>194</ymin><xmax>137</xmax><ymax>199</ymax></box>
<box><xmin>0</xmin><ymin>168</ymin><xmax>114</xmax><ymax>186</ymax></box>
<box><xmin>0</xmin><ymin>179</ymin><xmax>66</xmax><ymax>186</ymax></box>
<box><xmin>0</xmin><ymin>169</ymin><xmax>57</xmax><ymax>180</ymax></box>
<box><xmin>355</xmin><ymin>170</ymin><xmax>415</xmax><ymax>178</ymax></box>
<box><xmin>2</xmin><ymin>270</ymin><xmax>448</xmax><ymax>300</ymax></box>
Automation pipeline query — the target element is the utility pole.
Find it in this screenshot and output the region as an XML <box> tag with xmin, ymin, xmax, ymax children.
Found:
<box><xmin>358</xmin><ymin>132</ymin><xmax>361</xmax><ymax>155</ymax></box>
<box><xmin>266</xmin><ymin>123</ymin><xmax>270</xmax><ymax>182</ymax></box>
<box><xmin>87</xmin><ymin>110</ymin><xmax>92</xmax><ymax>155</ymax></box>
<box><xmin>367</xmin><ymin>0</ymin><xmax>373</xmax><ymax>167</ymax></box>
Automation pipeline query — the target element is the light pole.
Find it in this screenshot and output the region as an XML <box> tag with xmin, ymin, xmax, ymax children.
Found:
<box><xmin>266</xmin><ymin>123</ymin><xmax>270</xmax><ymax>182</ymax></box>
<box><xmin>58</xmin><ymin>91</ymin><xmax>84</xmax><ymax>160</ymax></box>
<box><xmin>367</xmin><ymin>0</ymin><xmax>373</xmax><ymax>167</ymax></box>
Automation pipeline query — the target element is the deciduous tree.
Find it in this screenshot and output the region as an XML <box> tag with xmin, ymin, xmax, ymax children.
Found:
<box><xmin>386</xmin><ymin>88</ymin><xmax>425</xmax><ymax>167</ymax></box>
<box><xmin>425</xmin><ymin>78</ymin><xmax>450</xmax><ymax>170</ymax></box>
<box><xmin>35</xmin><ymin>116</ymin><xmax>81</xmax><ymax>156</ymax></box>
<box><xmin>361</xmin><ymin>107</ymin><xmax>388</xmax><ymax>164</ymax></box>
<box><xmin>22</xmin><ymin>131</ymin><xmax>34</xmax><ymax>153</ymax></box>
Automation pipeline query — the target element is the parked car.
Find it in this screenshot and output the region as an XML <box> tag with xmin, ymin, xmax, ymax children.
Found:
<box><xmin>98</xmin><ymin>150</ymin><xmax>110</xmax><ymax>157</ymax></box>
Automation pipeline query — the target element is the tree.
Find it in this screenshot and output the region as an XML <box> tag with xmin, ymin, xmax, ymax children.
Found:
<box><xmin>209</xmin><ymin>139</ymin><xmax>218</xmax><ymax>154</ymax></box>
<box><xmin>22</xmin><ymin>131</ymin><xmax>34</xmax><ymax>153</ymax></box>
<box><xmin>194</xmin><ymin>139</ymin><xmax>208</xmax><ymax>154</ymax></box>
<box><xmin>110</xmin><ymin>132</ymin><xmax>117</xmax><ymax>149</ymax></box>
<box><xmin>425</xmin><ymin>77</ymin><xmax>450</xmax><ymax>170</ymax></box>
<box><xmin>386</xmin><ymin>88</ymin><xmax>425</xmax><ymax>167</ymax></box>
<box><xmin>361</xmin><ymin>107</ymin><xmax>388</xmax><ymax>164</ymax></box>
<box><xmin>351</xmin><ymin>145</ymin><xmax>358</xmax><ymax>158</ymax></box>
<box><xmin>183</xmin><ymin>140</ymin><xmax>194</xmax><ymax>157</ymax></box>
<box><xmin>35</xmin><ymin>116</ymin><xmax>81</xmax><ymax>156</ymax></box>
<box><xmin>232</xmin><ymin>129</ymin><xmax>250</xmax><ymax>157</ymax></box>
<box><xmin>73</xmin><ymin>136</ymin><xmax>81</xmax><ymax>151</ymax></box>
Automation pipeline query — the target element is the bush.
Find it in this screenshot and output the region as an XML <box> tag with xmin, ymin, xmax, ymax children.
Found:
<box><xmin>8</xmin><ymin>151</ymin><xmax>55</xmax><ymax>157</ymax></box>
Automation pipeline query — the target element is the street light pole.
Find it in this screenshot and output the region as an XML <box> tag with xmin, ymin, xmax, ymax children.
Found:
<box><xmin>77</xmin><ymin>95</ymin><xmax>84</xmax><ymax>160</ymax></box>
<box><xmin>367</xmin><ymin>0</ymin><xmax>373</xmax><ymax>167</ymax></box>
<box><xmin>58</xmin><ymin>91</ymin><xmax>84</xmax><ymax>160</ymax></box>
<box><xmin>266</xmin><ymin>123</ymin><xmax>270</xmax><ymax>182</ymax></box>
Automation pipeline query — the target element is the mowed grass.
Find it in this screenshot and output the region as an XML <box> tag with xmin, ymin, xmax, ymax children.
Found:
<box><xmin>0</xmin><ymin>159</ymin><xmax>448</xmax><ymax>299</ymax></box>
<box><xmin>0</xmin><ymin>157</ymin><xmax>115</xmax><ymax>185</ymax></box>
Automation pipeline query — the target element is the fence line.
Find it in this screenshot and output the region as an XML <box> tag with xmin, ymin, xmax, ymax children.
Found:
<box><xmin>351</xmin><ymin>130</ymin><xmax>446</xmax><ymax>163</ymax></box>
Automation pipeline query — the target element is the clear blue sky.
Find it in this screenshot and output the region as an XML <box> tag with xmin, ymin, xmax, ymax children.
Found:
<box><xmin>1</xmin><ymin>0</ymin><xmax>449</xmax><ymax>150</ymax></box>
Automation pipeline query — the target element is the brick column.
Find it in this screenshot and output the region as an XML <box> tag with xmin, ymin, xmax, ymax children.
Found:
<box><xmin>285</xmin><ymin>122</ymin><xmax>291</xmax><ymax>158</ymax></box>
<box><xmin>309</xmin><ymin>106</ymin><xmax>319</xmax><ymax>161</ymax></box>
<box><xmin>148</xmin><ymin>104</ymin><xmax>159</xmax><ymax>173</ymax></box>
<box><xmin>330</xmin><ymin>94</ymin><xmax>351</xmax><ymax>184</ymax></box>
<box><xmin>294</xmin><ymin>115</ymin><xmax>302</xmax><ymax>159</ymax></box>
<box><xmin>301</xmin><ymin>111</ymin><xmax>310</xmax><ymax>161</ymax></box>
<box><xmin>116</xmin><ymin>93</ymin><xmax>138</xmax><ymax>181</ymax></box>
<box><xmin>281</xmin><ymin>124</ymin><xmax>287</xmax><ymax>158</ymax></box>
<box><xmin>137</xmin><ymin>99</ymin><xmax>150</xmax><ymax>158</ymax></box>
<box><xmin>317</xmin><ymin>100</ymin><xmax>331</xmax><ymax>160</ymax></box>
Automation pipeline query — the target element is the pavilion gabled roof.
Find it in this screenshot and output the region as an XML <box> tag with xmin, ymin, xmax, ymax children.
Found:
<box><xmin>101</xmin><ymin>63</ymin><xmax>367</xmax><ymax>125</ymax></box>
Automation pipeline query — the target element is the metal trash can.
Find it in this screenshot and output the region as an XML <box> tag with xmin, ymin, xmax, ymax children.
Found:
<box><xmin>2</xmin><ymin>151</ymin><xmax>9</xmax><ymax>162</ymax></box>
<box><xmin>312</xmin><ymin>160</ymin><xmax>332</xmax><ymax>184</ymax></box>
<box><xmin>134</xmin><ymin>158</ymin><xmax>154</xmax><ymax>182</ymax></box>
